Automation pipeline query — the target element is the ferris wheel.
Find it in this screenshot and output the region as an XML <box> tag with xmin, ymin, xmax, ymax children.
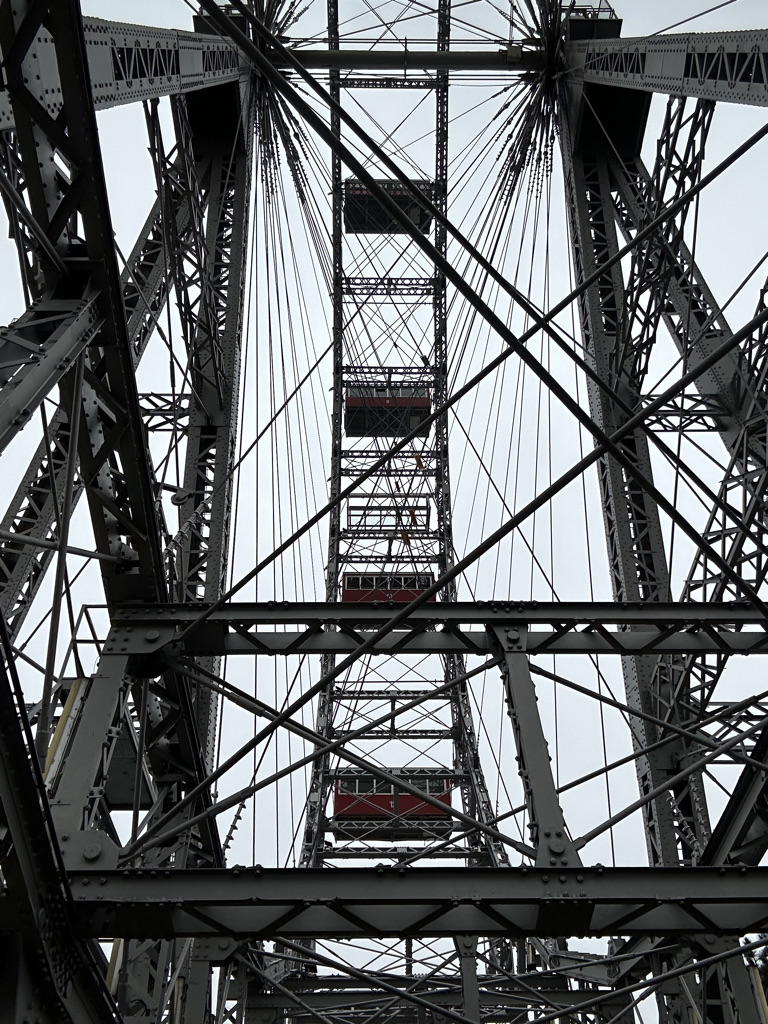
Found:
<box><xmin>1</xmin><ymin>1</ymin><xmax>768</xmax><ymax>1023</ymax></box>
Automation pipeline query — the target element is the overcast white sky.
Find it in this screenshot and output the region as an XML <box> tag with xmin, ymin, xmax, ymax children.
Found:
<box><xmin>0</xmin><ymin>0</ymin><xmax>766</xmax><ymax>876</ymax></box>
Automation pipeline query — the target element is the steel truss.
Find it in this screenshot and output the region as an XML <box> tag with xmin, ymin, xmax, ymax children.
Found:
<box><xmin>1</xmin><ymin>2</ymin><xmax>768</xmax><ymax>1024</ymax></box>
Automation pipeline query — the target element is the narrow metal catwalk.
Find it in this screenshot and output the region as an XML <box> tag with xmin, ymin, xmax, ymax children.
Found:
<box><xmin>1</xmin><ymin>2</ymin><xmax>768</xmax><ymax>1023</ymax></box>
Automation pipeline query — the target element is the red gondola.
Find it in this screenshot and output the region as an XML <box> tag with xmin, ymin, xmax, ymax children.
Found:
<box><xmin>344</xmin><ymin>384</ymin><xmax>431</xmax><ymax>438</ymax></box>
<box><xmin>332</xmin><ymin>768</ymin><xmax>453</xmax><ymax>840</ymax></box>
<box><xmin>341</xmin><ymin>573</ymin><xmax>436</xmax><ymax>603</ymax></box>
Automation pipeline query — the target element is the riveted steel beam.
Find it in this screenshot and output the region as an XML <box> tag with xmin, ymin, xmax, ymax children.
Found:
<box><xmin>0</xmin><ymin>291</ymin><xmax>102</xmax><ymax>453</ymax></box>
<box><xmin>96</xmin><ymin>601</ymin><xmax>768</xmax><ymax>660</ymax></box>
<box><xmin>568</xmin><ymin>30</ymin><xmax>768</xmax><ymax>108</ymax></box>
<box><xmin>278</xmin><ymin>47</ymin><xmax>540</xmax><ymax>71</ymax></box>
<box><xmin>0</xmin><ymin>642</ymin><xmax>118</xmax><ymax>1023</ymax></box>
<box><xmin>60</xmin><ymin>865</ymin><xmax>768</xmax><ymax>939</ymax></box>
<box><xmin>0</xmin><ymin>16</ymin><xmax>245</xmax><ymax>132</ymax></box>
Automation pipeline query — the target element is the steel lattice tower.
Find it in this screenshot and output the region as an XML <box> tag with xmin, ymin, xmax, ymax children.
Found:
<box><xmin>1</xmin><ymin>2</ymin><xmax>768</xmax><ymax>1024</ymax></box>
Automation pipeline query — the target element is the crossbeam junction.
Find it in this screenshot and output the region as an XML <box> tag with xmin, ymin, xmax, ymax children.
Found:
<box><xmin>105</xmin><ymin>602</ymin><xmax>768</xmax><ymax>662</ymax></box>
<box><xmin>46</xmin><ymin>865</ymin><xmax>768</xmax><ymax>939</ymax></box>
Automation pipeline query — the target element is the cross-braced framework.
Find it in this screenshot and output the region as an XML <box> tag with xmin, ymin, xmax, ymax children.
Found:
<box><xmin>2</xmin><ymin>1</ymin><xmax>768</xmax><ymax>1023</ymax></box>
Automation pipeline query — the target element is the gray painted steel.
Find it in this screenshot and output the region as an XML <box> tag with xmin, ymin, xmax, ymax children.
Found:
<box><xmin>56</xmin><ymin>865</ymin><xmax>768</xmax><ymax>939</ymax></box>
<box><xmin>1</xmin><ymin>3</ymin><xmax>768</xmax><ymax>1022</ymax></box>
<box><xmin>569</xmin><ymin>30</ymin><xmax>768</xmax><ymax>107</ymax></box>
<box><xmin>0</xmin><ymin>17</ymin><xmax>244</xmax><ymax>131</ymax></box>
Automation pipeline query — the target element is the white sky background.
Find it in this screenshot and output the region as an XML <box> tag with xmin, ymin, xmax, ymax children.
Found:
<box><xmin>1</xmin><ymin>0</ymin><xmax>767</xmax><ymax>888</ymax></box>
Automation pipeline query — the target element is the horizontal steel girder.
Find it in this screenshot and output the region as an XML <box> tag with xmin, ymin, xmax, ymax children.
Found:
<box><xmin>0</xmin><ymin>22</ymin><xmax>534</xmax><ymax>133</ymax></box>
<box><xmin>277</xmin><ymin>46</ymin><xmax>539</xmax><ymax>71</ymax></box>
<box><xmin>0</xmin><ymin>16</ymin><xmax>244</xmax><ymax>131</ymax></box>
<box><xmin>107</xmin><ymin>601</ymin><xmax>768</xmax><ymax>660</ymax></box>
<box><xmin>568</xmin><ymin>29</ymin><xmax>768</xmax><ymax>107</ymax></box>
<box><xmin>3</xmin><ymin>22</ymin><xmax>767</xmax><ymax>136</ymax></box>
<box><xmin>58</xmin><ymin>865</ymin><xmax>768</xmax><ymax>938</ymax></box>
<box><xmin>247</xmin><ymin>986</ymin><xmax>629</xmax><ymax>1013</ymax></box>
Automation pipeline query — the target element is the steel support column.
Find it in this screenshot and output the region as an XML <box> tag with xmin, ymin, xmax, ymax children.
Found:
<box><xmin>559</xmin><ymin>45</ymin><xmax>763</xmax><ymax>1024</ymax></box>
<box><xmin>560</xmin><ymin>118</ymin><xmax>707</xmax><ymax>871</ymax></box>
<box><xmin>0</xmin><ymin>189</ymin><xmax>191</xmax><ymax>638</ymax></box>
